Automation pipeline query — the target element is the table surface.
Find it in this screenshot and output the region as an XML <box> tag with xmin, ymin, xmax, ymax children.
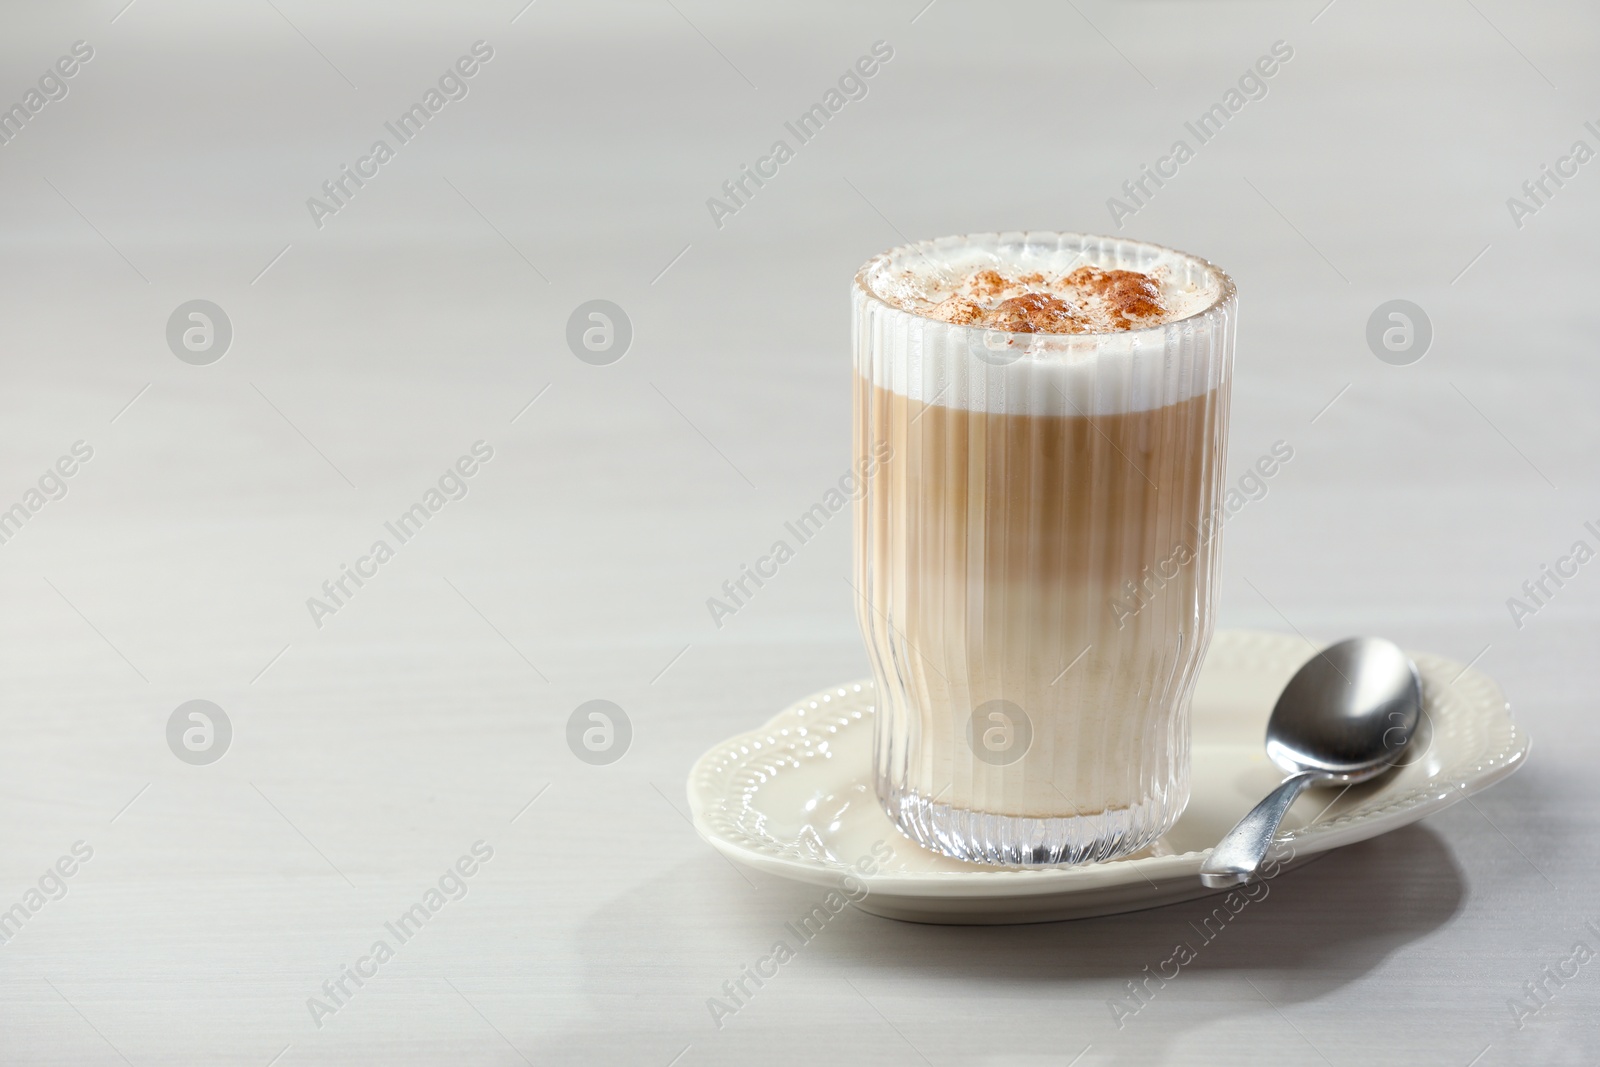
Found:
<box><xmin>1</xmin><ymin>2</ymin><xmax>1596</xmax><ymax>1064</ymax></box>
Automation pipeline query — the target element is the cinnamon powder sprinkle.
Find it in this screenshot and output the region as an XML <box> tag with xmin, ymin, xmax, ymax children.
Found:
<box><xmin>916</xmin><ymin>264</ymin><xmax>1172</xmax><ymax>333</ymax></box>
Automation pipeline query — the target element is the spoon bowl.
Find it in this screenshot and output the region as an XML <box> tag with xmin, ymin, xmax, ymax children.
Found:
<box><xmin>1266</xmin><ymin>636</ymin><xmax>1422</xmax><ymax>778</ymax></box>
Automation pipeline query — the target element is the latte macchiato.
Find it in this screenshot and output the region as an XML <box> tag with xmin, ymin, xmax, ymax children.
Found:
<box><xmin>852</xmin><ymin>233</ymin><xmax>1235</xmax><ymax>865</ymax></box>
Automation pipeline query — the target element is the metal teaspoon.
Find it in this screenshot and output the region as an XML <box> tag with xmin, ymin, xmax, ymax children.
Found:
<box><xmin>1198</xmin><ymin>637</ymin><xmax>1422</xmax><ymax>888</ymax></box>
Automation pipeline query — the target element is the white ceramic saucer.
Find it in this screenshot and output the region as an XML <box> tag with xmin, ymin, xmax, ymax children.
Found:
<box><xmin>687</xmin><ymin>630</ymin><xmax>1528</xmax><ymax>924</ymax></box>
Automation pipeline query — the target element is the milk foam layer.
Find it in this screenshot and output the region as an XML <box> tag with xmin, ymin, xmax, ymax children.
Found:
<box><xmin>853</xmin><ymin>234</ymin><xmax>1234</xmax><ymax>418</ymax></box>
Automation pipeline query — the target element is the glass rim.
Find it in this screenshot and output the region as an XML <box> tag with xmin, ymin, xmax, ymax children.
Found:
<box><xmin>852</xmin><ymin>231</ymin><xmax>1237</xmax><ymax>341</ymax></box>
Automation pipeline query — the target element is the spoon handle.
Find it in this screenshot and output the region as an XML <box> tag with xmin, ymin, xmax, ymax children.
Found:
<box><xmin>1198</xmin><ymin>770</ymin><xmax>1320</xmax><ymax>887</ymax></box>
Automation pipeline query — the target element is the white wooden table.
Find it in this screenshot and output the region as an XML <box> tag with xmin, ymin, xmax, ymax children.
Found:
<box><xmin>0</xmin><ymin>2</ymin><xmax>1594</xmax><ymax>1063</ymax></box>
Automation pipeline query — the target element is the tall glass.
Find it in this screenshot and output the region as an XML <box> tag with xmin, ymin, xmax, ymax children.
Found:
<box><xmin>852</xmin><ymin>233</ymin><xmax>1235</xmax><ymax>865</ymax></box>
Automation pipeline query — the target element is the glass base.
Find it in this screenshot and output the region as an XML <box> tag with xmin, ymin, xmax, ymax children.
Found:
<box><xmin>886</xmin><ymin>785</ymin><xmax>1187</xmax><ymax>866</ymax></box>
